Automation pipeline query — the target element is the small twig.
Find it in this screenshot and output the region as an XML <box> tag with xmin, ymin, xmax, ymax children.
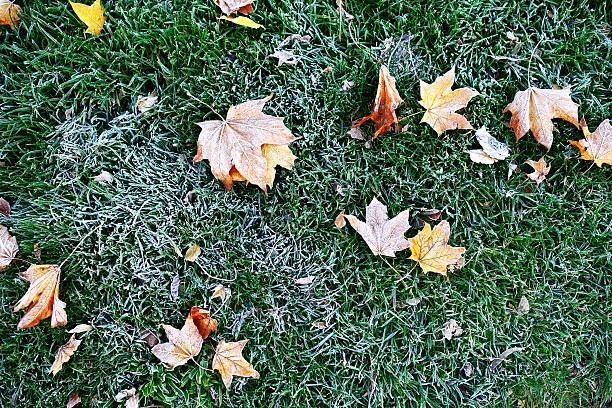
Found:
<box><xmin>397</xmin><ymin>110</ymin><xmax>426</xmax><ymax>123</ymax></box>
<box><xmin>380</xmin><ymin>256</ymin><xmax>410</xmax><ymax>290</ymax></box>
<box><xmin>59</xmin><ymin>224</ymin><xmax>103</xmax><ymax>269</ymax></box>
<box><xmin>194</xmin><ymin>259</ymin><xmax>237</xmax><ymax>282</ymax></box>
<box><xmin>527</xmin><ymin>36</ymin><xmax>544</xmax><ymax>87</ymax></box>
<box><xmin>186</xmin><ymin>91</ymin><xmax>224</xmax><ymax>120</ymax></box>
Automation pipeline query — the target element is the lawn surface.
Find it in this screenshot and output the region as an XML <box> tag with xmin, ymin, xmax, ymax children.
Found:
<box><xmin>1</xmin><ymin>0</ymin><xmax>611</xmax><ymax>407</ymax></box>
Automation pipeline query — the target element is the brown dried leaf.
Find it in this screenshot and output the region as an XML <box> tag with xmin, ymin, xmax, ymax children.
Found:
<box><xmin>408</xmin><ymin>221</ymin><xmax>465</xmax><ymax>276</ymax></box>
<box><xmin>0</xmin><ymin>225</ymin><xmax>18</xmax><ymax>271</ymax></box>
<box><xmin>136</xmin><ymin>94</ymin><xmax>158</xmax><ymax>113</ymax></box>
<box><xmin>0</xmin><ymin>197</ymin><xmax>10</xmax><ymax>216</ymax></box>
<box><xmin>212</xmin><ymin>339</ymin><xmax>260</xmax><ymax>389</ymax></box>
<box><xmin>354</xmin><ymin>65</ymin><xmax>403</xmax><ymax>139</ymax></box>
<box><xmin>50</xmin><ymin>334</ymin><xmax>81</xmax><ymax>376</ymax></box>
<box><xmin>68</xmin><ymin>324</ymin><xmax>93</xmax><ymax>334</ymax></box>
<box><xmin>213</xmin><ymin>0</ymin><xmax>254</xmax><ymax>15</ymax></box>
<box><xmin>190</xmin><ymin>306</ymin><xmax>217</xmax><ymax>340</ymax></box>
<box><xmin>66</xmin><ymin>392</ymin><xmax>81</xmax><ymax>408</ymax></box>
<box><xmin>151</xmin><ymin>310</ymin><xmax>203</xmax><ymax>368</ymax></box>
<box><xmin>0</xmin><ymin>0</ymin><xmax>21</xmax><ymax>29</ymax></box>
<box><xmin>194</xmin><ymin>95</ymin><xmax>296</xmax><ymax>191</ymax></box>
<box><xmin>504</xmin><ymin>87</ymin><xmax>579</xmax><ymax>150</ymax></box>
<box><xmin>344</xmin><ymin>198</ymin><xmax>410</xmax><ymax>256</ymax></box>
<box><xmin>526</xmin><ymin>157</ymin><xmax>550</xmax><ymax>184</ymax></box>
<box><xmin>295</xmin><ymin>275</ymin><xmax>314</xmax><ymax>285</ymax></box>
<box><xmin>419</xmin><ymin>67</ymin><xmax>479</xmax><ymax>136</ymax></box>
<box><xmin>115</xmin><ymin>388</ymin><xmax>139</xmax><ymax>408</ymax></box>
<box><xmin>334</xmin><ymin>210</ymin><xmax>346</xmax><ymax>228</ymax></box>
<box><xmin>569</xmin><ymin>118</ymin><xmax>612</xmax><ymax>167</ymax></box>
<box><xmin>516</xmin><ymin>296</ymin><xmax>529</xmax><ymax>316</ymax></box>
<box><xmin>14</xmin><ymin>264</ymin><xmax>67</xmax><ymax>329</ymax></box>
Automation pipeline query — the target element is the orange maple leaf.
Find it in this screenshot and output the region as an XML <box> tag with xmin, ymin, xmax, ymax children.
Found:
<box><xmin>354</xmin><ymin>65</ymin><xmax>403</xmax><ymax>139</ymax></box>
<box><xmin>569</xmin><ymin>118</ymin><xmax>612</xmax><ymax>167</ymax></box>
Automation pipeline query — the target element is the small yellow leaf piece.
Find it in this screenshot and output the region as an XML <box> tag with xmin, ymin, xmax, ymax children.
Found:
<box><xmin>419</xmin><ymin>67</ymin><xmax>479</xmax><ymax>136</ymax></box>
<box><xmin>212</xmin><ymin>339</ymin><xmax>260</xmax><ymax>389</ymax></box>
<box><xmin>184</xmin><ymin>244</ymin><xmax>201</xmax><ymax>262</ymax></box>
<box><xmin>211</xmin><ymin>284</ymin><xmax>231</xmax><ymax>303</ymax></box>
<box><xmin>526</xmin><ymin>157</ymin><xmax>550</xmax><ymax>184</ymax></box>
<box><xmin>408</xmin><ymin>221</ymin><xmax>465</xmax><ymax>276</ymax></box>
<box><xmin>504</xmin><ymin>87</ymin><xmax>579</xmax><ymax>151</ymax></box>
<box><xmin>0</xmin><ymin>224</ymin><xmax>18</xmax><ymax>271</ymax></box>
<box><xmin>151</xmin><ymin>310</ymin><xmax>203</xmax><ymax>368</ymax></box>
<box><xmin>50</xmin><ymin>334</ymin><xmax>81</xmax><ymax>376</ymax></box>
<box><xmin>334</xmin><ymin>210</ymin><xmax>346</xmax><ymax>228</ymax></box>
<box><xmin>0</xmin><ymin>0</ymin><xmax>21</xmax><ymax>29</ymax></box>
<box><xmin>14</xmin><ymin>264</ymin><xmax>67</xmax><ymax>329</ymax></box>
<box><xmin>220</xmin><ymin>15</ymin><xmax>263</xmax><ymax>29</ymax></box>
<box><xmin>569</xmin><ymin>118</ymin><xmax>612</xmax><ymax>167</ymax></box>
<box><xmin>69</xmin><ymin>0</ymin><xmax>107</xmax><ymax>36</ymax></box>
<box><xmin>67</xmin><ymin>324</ymin><xmax>93</xmax><ymax>334</ymax></box>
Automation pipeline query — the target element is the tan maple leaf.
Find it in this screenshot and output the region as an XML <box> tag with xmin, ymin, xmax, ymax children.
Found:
<box><xmin>569</xmin><ymin>118</ymin><xmax>612</xmax><ymax>167</ymax></box>
<box><xmin>526</xmin><ymin>157</ymin><xmax>550</xmax><ymax>184</ymax></box>
<box><xmin>190</xmin><ymin>306</ymin><xmax>217</xmax><ymax>339</ymax></box>
<box><xmin>504</xmin><ymin>87</ymin><xmax>579</xmax><ymax>150</ymax></box>
<box><xmin>0</xmin><ymin>225</ymin><xmax>18</xmax><ymax>271</ymax></box>
<box><xmin>213</xmin><ymin>0</ymin><xmax>254</xmax><ymax>15</ymax></box>
<box><xmin>344</xmin><ymin>197</ymin><xmax>411</xmax><ymax>257</ymax></box>
<box><xmin>354</xmin><ymin>65</ymin><xmax>403</xmax><ymax>139</ymax></box>
<box><xmin>408</xmin><ymin>221</ymin><xmax>465</xmax><ymax>276</ymax></box>
<box><xmin>212</xmin><ymin>339</ymin><xmax>260</xmax><ymax>389</ymax></box>
<box><xmin>229</xmin><ymin>144</ymin><xmax>296</xmax><ymax>188</ymax></box>
<box><xmin>193</xmin><ymin>95</ymin><xmax>296</xmax><ymax>191</ymax></box>
<box><xmin>0</xmin><ymin>0</ymin><xmax>21</xmax><ymax>29</ymax></box>
<box><xmin>14</xmin><ymin>264</ymin><xmax>67</xmax><ymax>329</ymax></box>
<box><xmin>50</xmin><ymin>334</ymin><xmax>81</xmax><ymax>376</ymax></box>
<box><xmin>210</xmin><ymin>285</ymin><xmax>231</xmax><ymax>303</ymax></box>
<box><xmin>151</xmin><ymin>309</ymin><xmax>203</xmax><ymax>368</ymax></box>
<box><xmin>419</xmin><ymin>67</ymin><xmax>479</xmax><ymax>136</ymax></box>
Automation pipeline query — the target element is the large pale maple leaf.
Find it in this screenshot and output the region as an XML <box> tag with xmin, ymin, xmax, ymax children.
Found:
<box><xmin>194</xmin><ymin>95</ymin><xmax>296</xmax><ymax>191</ymax></box>
<box><xmin>151</xmin><ymin>308</ymin><xmax>205</xmax><ymax>368</ymax></box>
<box><xmin>354</xmin><ymin>65</ymin><xmax>403</xmax><ymax>139</ymax></box>
<box><xmin>212</xmin><ymin>339</ymin><xmax>260</xmax><ymax>389</ymax></box>
<box><xmin>504</xmin><ymin>87</ymin><xmax>579</xmax><ymax>150</ymax></box>
<box><xmin>343</xmin><ymin>197</ymin><xmax>411</xmax><ymax>257</ymax></box>
<box><xmin>569</xmin><ymin>118</ymin><xmax>612</xmax><ymax>167</ymax></box>
<box><xmin>419</xmin><ymin>67</ymin><xmax>479</xmax><ymax>136</ymax></box>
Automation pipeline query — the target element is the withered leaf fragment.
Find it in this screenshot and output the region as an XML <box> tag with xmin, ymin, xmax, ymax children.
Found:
<box><xmin>211</xmin><ymin>285</ymin><xmax>231</xmax><ymax>303</ymax></box>
<box><xmin>442</xmin><ymin>319</ymin><xmax>463</xmax><ymax>340</ymax></box>
<box><xmin>419</xmin><ymin>67</ymin><xmax>479</xmax><ymax>135</ymax></box>
<box><xmin>504</xmin><ymin>87</ymin><xmax>579</xmax><ymax>150</ymax></box>
<box><xmin>0</xmin><ymin>197</ymin><xmax>10</xmax><ymax>216</ymax></box>
<box><xmin>68</xmin><ymin>324</ymin><xmax>93</xmax><ymax>334</ymax></box>
<box><xmin>50</xmin><ymin>334</ymin><xmax>81</xmax><ymax>376</ymax></box>
<box><xmin>184</xmin><ymin>244</ymin><xmax>201</xmax><ymax>262</ymax></box>
<box><xmin>115</xmin><ymin>388</ymin><xmax>139</xmax><ymax>408</ymax></box>
<box><xmin>526</xmin><ymin>157</ymin><xmax>550</xmax><ymax>184</ymax></box>
<box><xmin>0</xmin><ymin>0</ymin><xmax>21</xmax><ymax>29</ymax></box>
<box><xmin>344</xmin><ymin>198</ymin><xmax>410</xmax><ymax>256</ymax></box>
<box><xmin>190</xmin><ymin>306</ymin><xmax>217</xmax><ymax>339</ymax></box>
<box><xmin>408</xmin><ymin>221</ymin><xmax>465</xmax><ymax>276</ymax></box>
<box><xmin>354</xmin><ymin>65</ymin><xmax>403</xmax><ymax>139</ymax></box>
<box><xmin>334</xmin><ymin>211</ymin><xmax>346</xmax><ymax>228</ymax></box>
<box><xmin>151</xmin><ymin>310</ymin><xmax>203</xmax><ymax>368</ymax></box>
<box><xmin>194</xmin><ymin>95</ymin><xmax>296</xmax><ymax>191</ymax></box>
<box><xmin>569</xmin><ymin>118</ymin><xmax>612</xmax><ymax>167</ymax></box>
<box><xmin>468</xmin><ymin>126</ymin><xmax>510</xmax><ymax>164</ymax></box>
<box><xmin>0</xmin><ymin>225</ymin><xmax>18</xmax><ymax>271</ymax></box>
<box><xmin>212</xmin><ymin>339</ymin><xmax>260</xmax><ymax>389</ymax></box>
<box><xmin>214</xmin><ymin>0</ymin><xmax>254</xmax><ymax>15</ymax></box>
<box><xmin>14</xmin><ymin>264</ymin><xmax>67</xmax><ymax>329</ymax></box>
<box><xmin>66</xmin><ymin>392</ymin><xmax>81</xmax><ymax>408</ymax></box>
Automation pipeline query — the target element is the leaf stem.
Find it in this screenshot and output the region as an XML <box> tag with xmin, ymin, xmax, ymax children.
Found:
<box><xmin>186</xmin><ymin>91</ymin><xmax>224</xmax><ymax>120</ymax></box>
<box><xmin>527</xmin><ymin>36</ymin><xmax>544</xmax><ymax>87</ymax></box>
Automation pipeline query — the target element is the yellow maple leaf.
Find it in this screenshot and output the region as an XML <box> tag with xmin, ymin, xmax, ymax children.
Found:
<box><xmin>212</xmin><ymin>339</ymin><xmax>260</xmax><ymax>389</ymax></box>
<box><xmin>70</xmin><ymin>0</ymin><xmax>107</xmax><ymax>36</ymax></box>
<box><xmin>13</xmin><ymin>264</ymin><xmax>67</xmax><ymax>329</ymax></box>
<box><xmin>419</xmin><ymin>67</ymin><xmax>479</xmax><ymax>136</ymax></box>
<box><xmin>408</xmin><ymin>221</ymin><xmax>465</xmax><ymax>276</ymax></box>
<box><xmin>220</xmin><ymin>15</ymin><xmax>263</xmax><ymax>29</ymax></box>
